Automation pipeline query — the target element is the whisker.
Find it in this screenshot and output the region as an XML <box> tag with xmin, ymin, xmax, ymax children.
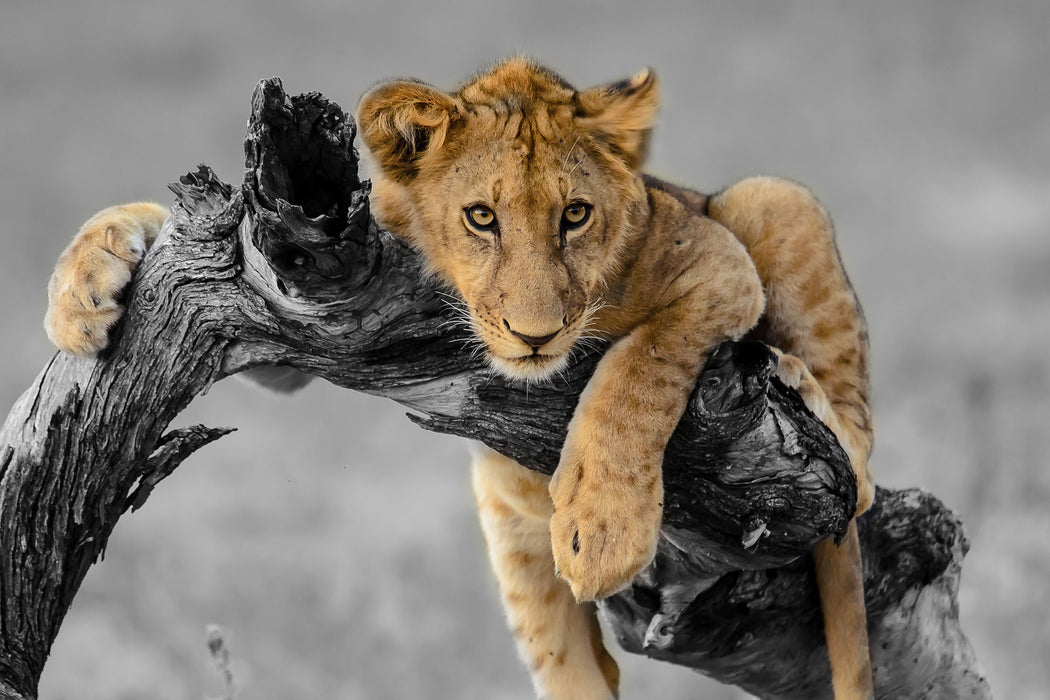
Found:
<box><xmin>436</xmin><ymin>293</ymin><xmax>482</xmax><ymax>342</ymax></box>
<box><xmin>567</xmin><ymin>156</ymin><xmax>583</xmax><ymax>178</ymax></box>
<box><xmin>574</xmin><ymin>336</ymin><xmax>604</xmax><ymax>353</ymax></box>
<box><xmin>561</xmin><ymin>135</ymin><xmax>581</xmax><ymax>172</ymax></box>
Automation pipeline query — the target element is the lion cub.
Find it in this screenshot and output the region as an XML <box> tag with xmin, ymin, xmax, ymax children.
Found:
<box><xmin>45</xmin><ymin>59</ymin><xmax>875</xmax><ymax>700</ymax></box>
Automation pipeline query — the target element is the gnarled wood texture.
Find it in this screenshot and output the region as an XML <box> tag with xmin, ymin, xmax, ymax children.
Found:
<box><xmin>0</xmin><ymin>79</ymin><xmax>990</xmax><ymax>700</ymax></box>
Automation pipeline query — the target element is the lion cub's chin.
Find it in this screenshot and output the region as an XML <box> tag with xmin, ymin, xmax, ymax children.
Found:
<box><xmin>487</xmin><ymin>351</ymin><xmax>573</xmax><ymax>383</ymax></box>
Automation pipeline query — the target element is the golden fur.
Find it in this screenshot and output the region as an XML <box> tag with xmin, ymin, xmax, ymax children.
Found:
<box><xmin>44</xmin><ymin>58</ymin><xmax>875</xmax><ymax>700</ymax></box>
<box><xmin>44</xmin><ymin>202</ymin><xmax>168</xmax><ymax>356</ymax></box>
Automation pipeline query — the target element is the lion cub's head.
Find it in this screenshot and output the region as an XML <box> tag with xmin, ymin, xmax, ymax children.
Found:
<box><xmin>357</xmin><ymin>58</ymin><xmax>659</xmax><ymax>381</ymax></box>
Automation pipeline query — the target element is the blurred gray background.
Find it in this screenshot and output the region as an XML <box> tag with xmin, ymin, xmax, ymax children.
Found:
<box><xmin>2</xmin><ymin>1</ymin><xmax>1048</xmax><ymax>698</ymax></box>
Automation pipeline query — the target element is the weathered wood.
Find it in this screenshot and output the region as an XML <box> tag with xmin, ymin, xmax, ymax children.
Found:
<box><xmin>0</xmin><ymin>78</ymin><xmax>990</xmax><ymax>700</ymax></box>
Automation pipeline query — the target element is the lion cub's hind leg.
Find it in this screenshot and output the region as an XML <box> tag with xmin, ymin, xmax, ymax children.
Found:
<box><xmin>472</xmin><ymin>448</ymin><xmax>619</xmax><ymax>700</ymax></box>
<box><xmin>45</xmin><ymin>202</ymin><xmax>169</xmax><ymax>356</ymax></box>
<box><xmin>708</xmin><ymin>176</ymin><xmax>874</xmax><ymax>512</ymax></box>
<box><xmin>709</xmin><ymin>177</ymin><xmax>875</xmax><ymax>699</ymax></box>
<box><xmin>774</xmin><ymin>349</ymin><xmax>873</xmax><ymax>700</ymax></box>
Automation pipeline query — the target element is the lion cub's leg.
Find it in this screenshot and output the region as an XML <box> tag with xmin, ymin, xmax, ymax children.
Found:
<box><xmin>472</xmin><ymin>447</ymin><xmax>619</xmax><ymax>700</ymax></box>
<box><xmin>773</xmin><ymin>349</ymin><xmax>872</xmax><ymax>699</ymax></box>
<box><xmin>708</xmin><ymin>177</ymin><xmax>873</xmax><ymax>512</ymax></box>
<box><xmin>709</xmin><ymin>177</ymin><xmax>874</xmax><ymax>700</ymax></box>
<box><xmin>45</xmin><ymin>202</ymin><xmax>169</xmax><ymax>356</ymax></box>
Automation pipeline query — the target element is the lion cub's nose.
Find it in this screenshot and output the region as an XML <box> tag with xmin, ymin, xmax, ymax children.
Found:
<box><xmin>503</xmin><ymin>319</ymin><xmax>563</xmax><ymax>349</ymax></box>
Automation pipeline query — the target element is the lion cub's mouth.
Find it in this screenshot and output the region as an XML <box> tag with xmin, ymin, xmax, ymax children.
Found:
<box><xmin>487</xmin><ymin>350</ymin><xmax>573</xmax><ymax>382</ymax></box>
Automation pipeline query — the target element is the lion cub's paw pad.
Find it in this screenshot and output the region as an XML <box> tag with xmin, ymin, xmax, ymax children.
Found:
<box><xmin>549</xmin><ymin>473</ymin><xmax>661</xmax><ymax>601</ymax></box>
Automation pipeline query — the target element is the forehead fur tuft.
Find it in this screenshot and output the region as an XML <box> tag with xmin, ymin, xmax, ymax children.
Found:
<box><xmin>456</xmin><ymin>57</ymin><xmax>577</xmax><ymax>109</ymax></box>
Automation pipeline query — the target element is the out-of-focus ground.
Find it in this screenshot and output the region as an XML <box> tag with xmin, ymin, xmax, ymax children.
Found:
<box><xmin>1</xmin><ymin>2</ymin><xmax>1047</xmax><ymax>698</ymax></box>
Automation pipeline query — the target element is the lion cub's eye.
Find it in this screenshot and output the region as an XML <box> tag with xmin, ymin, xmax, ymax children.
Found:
<box><xmin>562</xmin><ymin>203</ymin><xmax>591</xmax><ymax>229</ymax></box>
<box><xmin>465</xmin><ymin>205</ymin><xmax>497</xmax><ymax>231</ymax></box>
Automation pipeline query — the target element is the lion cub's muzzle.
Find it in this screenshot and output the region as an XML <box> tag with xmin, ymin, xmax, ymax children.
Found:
<box><xmin>480</xmin><ymin>310</ymin><xmax>583</xmax><ymax>381</ymax></box>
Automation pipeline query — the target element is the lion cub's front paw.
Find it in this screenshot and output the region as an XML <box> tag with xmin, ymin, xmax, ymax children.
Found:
<box><xmin>549</xmin><ymin>451</ymin><xmax>663</xmax><ymax>601</ymax></box>
<box><xmin>44</xmin><ymin>210</ymin><xmax>155</xmax><ymax>356</ymax></box>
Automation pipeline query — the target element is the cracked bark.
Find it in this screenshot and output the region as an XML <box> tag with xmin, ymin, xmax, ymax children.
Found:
<box><xmin>0</xmin><ymin>79</ymin><xmax>991</xmax><ymax>700</ymax></box>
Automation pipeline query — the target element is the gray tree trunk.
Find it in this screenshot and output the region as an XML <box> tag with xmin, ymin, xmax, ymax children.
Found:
<box><xmin>0</xmin><ymin>79</ymin><xmax>991</xmax><ymax>700</ymax></box>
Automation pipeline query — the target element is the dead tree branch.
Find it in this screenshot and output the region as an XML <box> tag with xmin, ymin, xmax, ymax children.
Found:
<box><xmin>0</xmin><ymin>79</ymin><xmax>990</xmax><ymax>700</ymax></box>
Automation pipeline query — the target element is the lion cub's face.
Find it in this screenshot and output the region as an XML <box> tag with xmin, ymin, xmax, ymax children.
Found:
<box><xmin>358</xmin><ymin>59</ymin><xmax>659</xmax><ymax>381</ymax></box>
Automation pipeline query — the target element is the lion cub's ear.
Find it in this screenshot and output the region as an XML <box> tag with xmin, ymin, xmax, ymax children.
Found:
<box><xmin>575</xmin><ymin>68</ymin><xmax>660</xmax><ymax>170</ymax></box>
<box><xmin>357</xmin><ymin>80</ymin><xmax>459</xmax><ymax>182</ymax></box>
